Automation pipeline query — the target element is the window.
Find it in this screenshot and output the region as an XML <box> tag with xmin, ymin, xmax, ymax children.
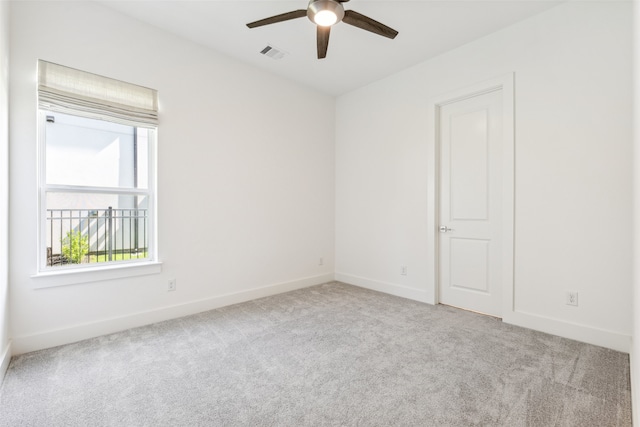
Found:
<box><xmin>37</xmin><ymin>60</ymin><xmax>158</xmax><ymax>272</ymax></box>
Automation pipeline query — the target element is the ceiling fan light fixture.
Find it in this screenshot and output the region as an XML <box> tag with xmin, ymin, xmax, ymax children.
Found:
<box><xmin>314</xmin><ymin>10</ymin><xmax>337</xmax><ymax>26</ymax></box>
<box><xmin>307</xmin><ymin>0</ymin><xmax>344</xmax><ymax>27</ymax></box>
<box><xmin>246</xmin><ymin>0</ymin><xmax>398</xmax><ymax>59</ymax></box>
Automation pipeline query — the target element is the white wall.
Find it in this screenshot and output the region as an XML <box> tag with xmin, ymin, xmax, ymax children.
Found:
<box><xmin>631</xmin><ymin>0</ymin><xmax>639</xmax><ymax>423</ymax></box>
<box><xmin>335</xmin><ymin>1</ymin><xmax>632</xmax><ymax>351</ymax></box>
<box><xmin>9</xmin><ymin>1</ymin><xmax>335</xmax><ymax>354</ymax></box>
<box><xmin>7</xmin><ymin>0</ymin><xmax>632</xmax><ymax>358</ymax></box>
<box><xmin>0</xmin><ymin>0</ymin><xmax>11</xmax><ymax>376</ymax></box>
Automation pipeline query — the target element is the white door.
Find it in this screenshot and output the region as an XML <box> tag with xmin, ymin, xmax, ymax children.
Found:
<box><xmin>438</xmin><ymin>89</ymin><xmax>503</xmax><ymax>317</ymax></box>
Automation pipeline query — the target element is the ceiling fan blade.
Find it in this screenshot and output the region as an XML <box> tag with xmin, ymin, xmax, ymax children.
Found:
<box><xmin>246</xmin><ymin>10</ymin><xmax>307</xmax><ymax>28</ymax></box>
<box><xmin>317</xmin><ymin>26</ymin><xmax>331</xmax><ymax>59</ymax></box>
<box><xmin>342</xmin><ymin>10</ymin><xmax>398</xmax><ymax>39</ymax></box>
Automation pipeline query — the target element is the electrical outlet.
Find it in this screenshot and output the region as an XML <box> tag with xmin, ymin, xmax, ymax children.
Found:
<box><xmin>401</xmin><ymin>266</ymin><xmax>407</xmax><ymax>276</ymax></box>
<box><xmin>168</xmin><ymin>278</ymin><xmax>176</xmax><ymax>292</ymax></box>
<box><xmin>566</xmin><ymin>291</ymin><xmax>578</xmax><ymax>306</ymax></box>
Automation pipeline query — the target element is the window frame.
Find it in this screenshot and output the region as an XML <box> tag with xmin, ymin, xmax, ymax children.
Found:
<box><xmin>35</xmin><ymin>110</ymin><xmax>160</xmax><ymax>280</ymax></box>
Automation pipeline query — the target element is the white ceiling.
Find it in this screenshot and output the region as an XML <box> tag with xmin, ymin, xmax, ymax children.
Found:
<box><xmin>98</xmin><ymin>0</ymin><xmax>564</xmax><ymax>96</ymax></box>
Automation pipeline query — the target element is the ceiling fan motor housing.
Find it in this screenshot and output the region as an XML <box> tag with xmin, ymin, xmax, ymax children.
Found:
<box><xmin>307</xmin><ymin>0</ymin><xmax>345</xmax><ymax>26</ymax></box>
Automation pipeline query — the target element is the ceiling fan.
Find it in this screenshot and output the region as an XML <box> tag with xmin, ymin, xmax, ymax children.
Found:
<box><xmin>246</xmin><ymin>0</ymin><xmax>398</xmax><ymax>59</ymax></box>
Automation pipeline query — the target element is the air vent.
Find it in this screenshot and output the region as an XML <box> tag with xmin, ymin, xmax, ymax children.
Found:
<box><xmin>260</xmin><ymin>45</ymin><xmax>287</xmax><ymax>60</ymax></box>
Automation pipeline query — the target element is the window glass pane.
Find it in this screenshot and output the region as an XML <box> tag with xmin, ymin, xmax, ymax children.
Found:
<box><xmin>45</xmin><ymin>192</ymin><xmax>149</xmax><ymax>267</ymax></box>
<box><xmin>135</xmin><ymin>128</ymin><xmax>149</xmax><ymax>190</ymax></box>
<box><xmin>45</xmin><ymin>112</ymin><xmax>149</xmax><ymax>189</ymax></box>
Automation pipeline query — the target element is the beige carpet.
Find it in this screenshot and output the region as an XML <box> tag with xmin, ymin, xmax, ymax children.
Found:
<box><xmin>0</xmin><ymin>282</ymin><xmax>631</xmax><ymax>426</ymax></box>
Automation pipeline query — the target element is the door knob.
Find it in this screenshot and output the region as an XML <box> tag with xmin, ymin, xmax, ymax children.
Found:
<box><xmin>439</xmin><ymin>225</ymin><xmax>454</xmax><ymax>233</ymax></box>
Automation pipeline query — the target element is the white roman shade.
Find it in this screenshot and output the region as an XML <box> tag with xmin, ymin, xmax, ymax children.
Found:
<box><xmin>38</xmin><ymin>60</ymin><xmax>158</xmax><ymax>127</ymax></box>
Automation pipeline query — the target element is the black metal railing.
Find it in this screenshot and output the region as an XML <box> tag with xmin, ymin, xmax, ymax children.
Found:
<box><xmin>46</xmin><ymin>207</ymin><xmax>148</xmax><ymax>266</ymax></box>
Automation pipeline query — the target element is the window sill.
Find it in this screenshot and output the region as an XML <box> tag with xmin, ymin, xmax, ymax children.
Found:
<box><xmin>31</xmin><ymin>261</ymin><xmax>163</xmax><ymax>288</ymax></box>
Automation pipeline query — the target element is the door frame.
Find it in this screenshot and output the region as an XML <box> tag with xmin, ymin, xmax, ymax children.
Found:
<box><xmin>426</xmin><ymin>73</ymin><xmax>515</xmax><ymax>320</ymax></box>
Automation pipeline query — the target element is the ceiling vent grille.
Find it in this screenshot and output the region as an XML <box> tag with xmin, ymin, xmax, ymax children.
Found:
<box><xmin>260</xmin><ymin>45</ymin><xmax>287</xmax><ymax>60</ymax></box>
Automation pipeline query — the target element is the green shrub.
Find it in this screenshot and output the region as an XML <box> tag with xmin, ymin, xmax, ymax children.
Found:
<box><xmin>61</xmin><ymin>230</ymin><xmax>89</xmax><ymax>264</ymax></box>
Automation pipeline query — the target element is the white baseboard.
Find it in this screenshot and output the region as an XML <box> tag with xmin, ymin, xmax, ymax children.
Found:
<box><xmin>12</xmin><ymin>273</ymin><xmax>335</xmax><ymax>355</ymax></box>
<box><xmin>335</xmin><ymin>272</ymin><xmax>433</xmax><ymax>304</ymax></box>
<box><xmin>0</xmin><ymin>340</ymin><xmax>11</xmax><ymax>383</ymax></box>
<box><xmin>12</xmin><ymin>271</ymin><xmax>630</xmax><ymax>355</ymax></box>
<box><xmin>335</xmin><ymin>272</ymin><xmax>630</xmax><ymax>353</ymax></box>
<box><xmin>504</xmin><ymin>310</ymin><xmax>631</xmax><ymax>353</ymax></box>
